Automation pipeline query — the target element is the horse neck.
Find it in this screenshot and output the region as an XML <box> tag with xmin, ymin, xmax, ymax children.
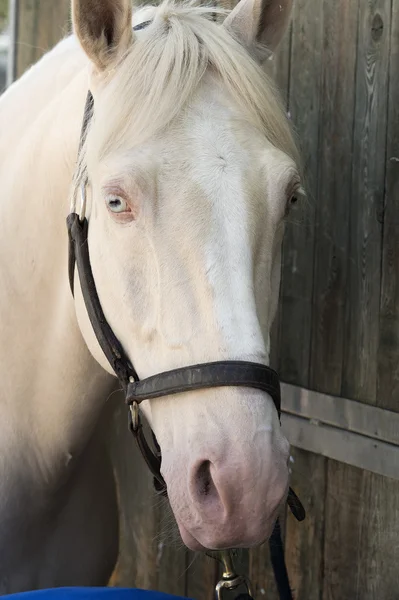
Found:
<box><xmin>0</xmin><ymin>40</ymin><xmax>115</xmax><ymax>473</ymax></box>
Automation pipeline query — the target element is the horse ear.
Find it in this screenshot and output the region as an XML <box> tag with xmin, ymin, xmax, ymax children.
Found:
<box><xmin>223</xmin><ymin>0</ymin><xmax>292</xmax><ymax>57</ymax></box>
<box><xmin>72</xmin><ymin>0</ymin><xmax>133</xmax><ymax>71</ymax></box>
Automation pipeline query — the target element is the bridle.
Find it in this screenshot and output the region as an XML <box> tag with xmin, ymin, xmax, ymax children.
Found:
<box><xmin>67</xmin><ymin>71</ymin><xmax>304</xmax><ymax>599</ymax></box>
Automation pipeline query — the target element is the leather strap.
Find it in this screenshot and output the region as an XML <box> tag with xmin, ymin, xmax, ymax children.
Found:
<box><xmin>68</xmin><ymin>90</ymin><xmax>94</xmax><ymax>297</ymax></box>
<box><xmin>128</xmin><ymin>408</ymin><xmax>166</xmax><ymax>490</ymax></box>
<box><xmin>126</xmin><ymin>360</ymin><xmax>281</xmax><ymax>416</ymax></box>
<box><xmin>287</xmin><ymin>487</ymin><xmax>305</xmax><ymax>522</ymax></box>
<box><xmin>268</xmin><ymin>519</ymin><xmax>294</xmax><ymax>600</ymax></box>
<box><xmin>67</xmin><ymin>213</ymin><xmax>139</xmax><ymax>386</ymax></box>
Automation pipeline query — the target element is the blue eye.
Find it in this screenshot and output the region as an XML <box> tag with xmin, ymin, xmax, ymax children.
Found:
<box><xmin>106</xmin><ymin>196</ymin><xmax>129</xmax><ymax>213</ymax></box>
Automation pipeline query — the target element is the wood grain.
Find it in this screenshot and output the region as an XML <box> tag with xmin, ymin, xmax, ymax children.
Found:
<box><xmin>106</xmin><ymin>401</ymin><xmax>157</xmax><ymax>589</ymax></box>
<box><xmin>185</xmin><ymin>553</ymin><xmax>219</xmax><ymax>600</ymax></box>
<box><xmin>298</xmin><ymin>4</ymin><xmax>358</xmax><ymax>597</ymax></box>
<box><xmin>323</xmin><ymin>3</ymin><xmax>399</xmax><ymax>599</ymax></box>
<box><xmin>378</xmin><ymin>0</ymin><xmax>399</xmax><ymax>411</ymax></box>
<box><xmin>323</xmin><ymin>461</ymin><xmax>399</xmax><ymax>600</ymax></box>
<box><xmin>277</xmin><ymin>0</ymin><xmax>326</xmax><ymax>597</ymax></box>
<box><xmin>268</xmin><ymin>24</ymin><xmax>292</xmax><ymax>372</ymax></box>
<box><xmin>309</xmin><ymin>0</ymin><xmax>359</xmax><ymax>396</ymax></box>
<box><xmin>284</xmin><ymin>448</ymin><xmax>326</xmax><ymax>600</ymax></box>
<box><xmin>342</xmin><ymin>0</ymin><xmax>391</xmax><ymax>404</ymax></box>
<box><xmin>249</xmin><ymin>509</ymin><xmax>288</xmax><ymax>600</ymax></box>
<box><xmin>277</xmin><ymin>0</ymin><xmax>321</xmax><ymax>388</ymax></box>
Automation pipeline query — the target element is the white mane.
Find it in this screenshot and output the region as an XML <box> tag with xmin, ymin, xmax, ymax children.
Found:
<box><xmin>80</xmin><ymin>0</ymin><xmax>299</xmax><ymax>176</ymax></box>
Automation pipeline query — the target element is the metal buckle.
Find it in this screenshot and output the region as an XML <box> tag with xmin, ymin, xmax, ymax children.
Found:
<box><xmin>129</xmin><ymin>401</ymin><xmax>140</xmax><ymax>432</ymax></box>
<box><xmin>208</xmin><ymin>551</ymin><xmax>254</xmax><ymax>600</ymax></box>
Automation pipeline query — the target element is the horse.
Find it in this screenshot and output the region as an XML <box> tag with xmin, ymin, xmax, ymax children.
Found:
<box><xmin>0</xmin><ymin>0</ymin><xmax>303</xmax><ymax>592</ymax></box>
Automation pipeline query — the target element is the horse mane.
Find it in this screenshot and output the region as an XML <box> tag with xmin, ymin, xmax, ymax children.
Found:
<box><xmin>74</xmin><ymin>0</ymin><xmax>299</xmax><ymax>201</ymax></box>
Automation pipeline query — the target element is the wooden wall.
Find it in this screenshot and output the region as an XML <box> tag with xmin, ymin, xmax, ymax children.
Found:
<box><xmin>10</xmin><ymin>0</ymin><xmax>399</xmax><ymax>598</ymax></box>
<box><xmin>274</xmin><ymin>0</ymin><xmax>399</xmax><ymax>598</ymax></box>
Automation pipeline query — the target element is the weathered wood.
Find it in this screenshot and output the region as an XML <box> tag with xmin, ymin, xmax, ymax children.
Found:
<box><xmin>277</xmin><ymin>0</ymin><xmax>326</xmax><ymax>597</ymax></box>
<box><xmin>264</xmin><ymin>23</ymin><xmax>292</xmax><ymax>110</ymax></box>
<box><xmin>323</xmin><ymin>461</ymin><xmax>399</xmax><ymax>600</ymax></box>
<box><xmin>286</xmin><ymin>2</ymin><xmax>358</xmax><ymax>595</ymax></box>
<box><xmin>284</xmin><ymin>448</ymin><xmax>325</xmax><ymax>600</ymax></box>
<box><xmin>106</xmin><ymin>401</ymin><xmax>157</xmax><ymax>589</ymax></box>
<box><xmin>186</xmin><ymin>553</ymin><xmax>219</xmax><ymax>600</ymax></box>
<box><xmin>268</xmin><ymin>25</ymin><xmax>292</xmax><ymax>373</ymax></box>
<box><xmin>106</xmin><ymin>403</ymin><xmax>189</xmax><ymax>594</ymax></box>
<box><xmin>322</xmin><ymin>3</ymin><xmax>399</xmax><ymax>599</ymax></box>
<box><xmin>342</xmin><ymin>0</ymin><xmax>391</xmax><ymax>404</ymax></box>
<box><xmin>15</xmin><ymin>0</ymin><xmax>70</xmax><ymax>79</ymax></box>
<box><xmin>309</xmin><ymin>0</ymin><xmax>359</xmax><ymax>396</ymax></box>
<box><xmin>153</xmin><ymin>506</ymin><xmax>187</xmax><ymax>598</ymax></box>
<box><xmin>378</xmin><ymin>0</ymin><xmax>399</xmax><ymax>411</ymax></box>
<box><xmin>249</xmin><ymin>509</ymin><xmax>287</xmax><ymax>600</ymax></box>
<box><xmin>277</xmin><ymin>0</ymin><xmax>321</xmax><ymax>388</ymax></box>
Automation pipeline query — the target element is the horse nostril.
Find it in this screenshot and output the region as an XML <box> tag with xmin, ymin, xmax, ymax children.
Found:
<box><xmin>194</xmin><ymin>460</ymin><xmax>216</xmax><ymax>499</ymax></box>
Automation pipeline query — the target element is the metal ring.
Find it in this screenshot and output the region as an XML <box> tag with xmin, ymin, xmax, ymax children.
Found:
<box><xmin>215</xmin><ymin>575</ymin><xmax>254</xmax><ymax>600</ymax></box>
<box><xmin>129</xmin><ymin>401</ymin><xmax>140</xmax><ymax>432</ymax></box>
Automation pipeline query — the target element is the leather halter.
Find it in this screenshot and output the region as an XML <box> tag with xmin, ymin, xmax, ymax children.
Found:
<box><xmin>67</xmin><ymin>207</ymin><xmax>283</xmax><ymax>492</ymax></box>
<box><xmin>67</xmin><ymin>87</ymin><xmax>305</xmax><ymax>599</ymax></box>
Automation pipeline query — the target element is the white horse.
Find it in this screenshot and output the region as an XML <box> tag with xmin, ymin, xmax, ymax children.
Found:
<box><xmin>0</xmin><ymin>0</ymin><xmax>302</xmax><ymax>592</ymax></box>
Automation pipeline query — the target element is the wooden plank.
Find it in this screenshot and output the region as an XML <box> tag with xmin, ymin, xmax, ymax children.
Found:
<box><xmin>268</xmin><ymin>24</ymin><xmax>292</xmax><ymax>373</ymax></box>
<box><xmin>15</xmin><ymin>0</ymin><xmax>70</xmax><ymax>79</ymax></box>
<box><xmin>264</xmin><ymin>22</ymin><xmax>292</xmax><ymax>110</ymax></box>
<box><xmin>281</xmin><ymin>382</ymin><xmax>399</xmax><ymax>446</ymax></box>
<box><xmin>323</xmin><ymin>461</ymin><xmax>399</xmax><ymax>600</ymax></box>
<box><xmin>106</xmin><ymin>401</ymin><xmax>158</xmax><ymax>589</ymax></box>
<box><xmin>154</xmin><ymin>506</ymin><xmax>187</xmax><ymax>597</ymax></box>
<box><xmin>249</xmin><ymin>538</ymin><xmax>279</xmax><ymax>600</ymax></box>
<box><xmin>107</xmin><ymin>403</ymin><xmax>188</xmax><ymax>594</ymax></box>
<box><xmin>309</xmin><ymin>0</ymin><xmax>358</xmax><ymax>397</ymax></box>
<box><xmin>277</xmin><ymin>0</ymin><xmax>326</xmax><ymax>597</ymax></box>
<box><xmin>277</xmin><ymin>0</ymin><xmax>321</xmax><ymax>388</ymax></box>
<box><xmin>342</xmin><ymin>0</ymin><xmax>391</xmax><ymax>404</ymax></box>
<box><xmin>186</xmin><ymin>552</ymin><xmax>219</xmax><ymax>600</ymax></box>
<box><xmin>278</xmin><ymin>0</ymin><xmax>327</xmax><ymax>593</ymax></box>
<box><xmin>248</xmin><ymin>507</ymin><xmax>290</xmax><ymax>600</ymax></box>
<box><xmin>378</xmin><ymin>0</ymin><xmax>399</xmax><ymax>411</ymax></box>
<box><xmin>282</xmin><ymin>412</ymin><xmax>399</xmax><ymax>480</ymax></box>
<box><xmin>323</xmin><ymin>3</ymin><xmax>397</xmax><ymax>598</ymax></box>
<box><xmin>284</xmin><ymin>448</ymin><xmax>326</xmax><ymax>600</ymax></box>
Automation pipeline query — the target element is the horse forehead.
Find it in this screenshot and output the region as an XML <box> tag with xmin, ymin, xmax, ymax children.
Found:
<box><xmin>157</xmin><ymin>116</ymin><xmax>267</xmax><ymax>193</ymax></box>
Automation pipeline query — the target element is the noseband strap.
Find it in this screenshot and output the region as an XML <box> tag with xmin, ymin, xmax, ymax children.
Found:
<box><xmin>126</xmin><ymin>361</ymin><xmax>280</xmax><ymax>413</ymax></box>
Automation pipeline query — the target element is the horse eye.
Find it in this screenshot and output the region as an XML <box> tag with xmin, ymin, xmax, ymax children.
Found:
<box><xmin>285</xmin><ymin>194</ymin><xmax>299</xmax><ymax>217</ymax></box>
<box><xmin>106</xmin><ymin>196</ymin><xmax>130</xmax><ymax>213</ymax></box>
